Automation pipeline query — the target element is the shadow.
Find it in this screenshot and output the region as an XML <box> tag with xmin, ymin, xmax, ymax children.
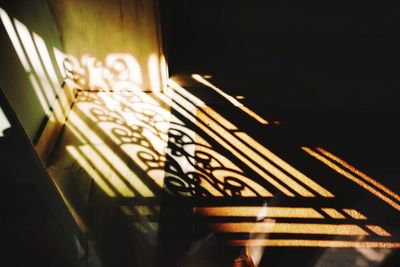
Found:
<box><xmin>0</xmin><ymin>87</ymin><xmax>84</xmax><ymax>267</ymax></box>
<box><xmin>3</xmin><ymin>4</ymin><xmax>394</xmax><ymax>264</ymax></box>
<box><xmin>162</xmin><ymin>74</ymin><xmax>400</xmax><ymax>266</ymax></box>
<box><xmin>44</xmin><ymin>56</ymin><xmax>400</xmax><ymax>266</ymax></box>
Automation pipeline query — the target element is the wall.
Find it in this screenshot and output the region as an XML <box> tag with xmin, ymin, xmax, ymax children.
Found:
<box><xmin>162</xmin><ymin>1</ymin><xmax>400</xmax><ymax>110</ymax></box>
<box><xmin>0</xmin><ymin>0</ymin><xmax>69</xmax><ymax>143</ymax></box>
<box><xmin>48</xmin><ymin>0</ymin><xmax>167</xmax><ymax>93</ymax></box>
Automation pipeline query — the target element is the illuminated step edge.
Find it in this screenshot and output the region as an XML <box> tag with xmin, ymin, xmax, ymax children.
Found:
<box><xmin>209</xmin><ymin>223</ymin><xmax>375</xmax><ymax>236</ymax></box>
<box><xmin>195</xmin><ymin>207</ymin><xmax>371</xmax><ymax>221</ymax></box>
<box><xmin>229</xmin><ymin>239</ymin><xmax>400</xmax><ymax>248</ymax></box>
<box><xmin>196</xmin><ymin>207</ymin><xmax>323</xmax><ymax>219</ymax></box>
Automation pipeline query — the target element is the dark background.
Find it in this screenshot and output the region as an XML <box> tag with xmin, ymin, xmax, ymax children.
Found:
<box><xmin>161</xmin><ymin>1</ymin><xmax>400</xmax><ymax>110</ymax></box>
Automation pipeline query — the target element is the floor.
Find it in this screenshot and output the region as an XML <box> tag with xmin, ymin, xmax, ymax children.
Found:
<box><xmin>47</xmin><ymin>72</ymin><xmax>400</xmax><ymax>266</ymax></box>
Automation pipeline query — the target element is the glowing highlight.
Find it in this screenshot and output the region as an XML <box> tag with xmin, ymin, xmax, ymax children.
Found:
<box><xmin>148</xmin><ymin>54</ymin><xmax>161</xmax><ymax>91</ymax></box>
<box><xmin>0</xmin><ymin>106</ymin><xmax>11</xmax><ymax>137</ymax></box>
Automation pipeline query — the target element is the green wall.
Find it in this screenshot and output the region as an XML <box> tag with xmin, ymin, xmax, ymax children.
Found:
<box><xmin>0</xmin><ymin>0</ymin><xmax>65</xmax><ymax>141</ymax></box>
